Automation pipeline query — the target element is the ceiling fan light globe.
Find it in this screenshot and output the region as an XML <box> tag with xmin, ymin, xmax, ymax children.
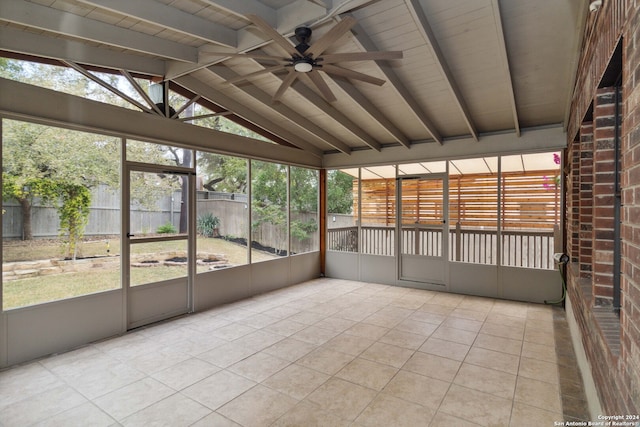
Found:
<box><xmin>294</xmin><ymin>62</ymin><xmax>313</xmax><ymax>73</ymax></box>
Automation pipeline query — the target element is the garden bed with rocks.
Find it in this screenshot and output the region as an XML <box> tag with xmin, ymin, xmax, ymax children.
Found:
<box><xmin>3</xmin><ymin>251</ymin><xmax>231</xmax><ymax>281</ymax></box>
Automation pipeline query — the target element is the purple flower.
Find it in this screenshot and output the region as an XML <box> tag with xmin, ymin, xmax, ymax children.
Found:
<box><xmin>553</xmin><ymin>153</ymin><xmax>561</xmax><ymax>165</ymax></box>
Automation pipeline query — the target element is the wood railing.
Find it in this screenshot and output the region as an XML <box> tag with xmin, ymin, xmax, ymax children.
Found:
<box><xmin>327</xmin><ymin>226</ymin><xmax>358</xmax><ymax>252</ymax></box>
<box><xmin>450</xmin><ymin>226</ymin><xmax>496</xmax><ymax>265</ymax></box>
<box><xmin>401</xmin><ymin>226</ymin><xmax>442</xmax><ymax>257</ymax></box>
<box><xmin>501</xmin><ymin>229</ymin><xmax>555</xmax><ymax>269</ymax></box>
<box><xmin>327</xmin><ymin>225</ymin><xmax>556</xmax><ymax>269</ymax></box>
<box><xmin>361</xmin><ymin>226</ymin><xmax>395</xmax><ymax>256</ymax></box>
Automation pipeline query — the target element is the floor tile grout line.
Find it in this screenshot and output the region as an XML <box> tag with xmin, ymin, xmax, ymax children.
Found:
<box><xmin>0</xmin><ymin>279</ymin><xmax>584</xmax><ymax>427</ymax></box>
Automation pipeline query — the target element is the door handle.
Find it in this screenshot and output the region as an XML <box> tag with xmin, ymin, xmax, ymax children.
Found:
<box><xmin>127</xmin><ymin>233</ymin><xmax>135</xmax><ymax>238</ymax></box>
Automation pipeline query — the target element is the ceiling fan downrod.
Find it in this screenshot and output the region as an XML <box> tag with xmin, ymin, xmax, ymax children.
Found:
<box><xmin>294</xmin><ymin>26</ymin><xmax>312</xmax><ymax>54</ymax></box>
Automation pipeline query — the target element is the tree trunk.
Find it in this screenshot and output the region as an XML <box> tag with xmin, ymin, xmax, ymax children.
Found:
<box><xmin>178</xmin><ymin>149</ymin><xmax>192</xmax><ymax>234</ymax></box>
<box><xmin>179</xmin><ymin>177</ymin><xmax>188</xmax><ymax>234</ymax></box>
<box><xmin>19</xmin><ymin>198</ymin><xmax>33</xmax><ymax>240</ymax></box>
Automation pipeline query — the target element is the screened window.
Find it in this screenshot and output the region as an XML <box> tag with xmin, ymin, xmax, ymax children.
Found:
<box><xmin>126</xmin><ymin>140</ymin><xmax>193</xmax><ymax>168</ymax></box>
<box><xmin>2</xmin><ymin>119</ymin><xmax>121</xmax><ymax>309</ymax></box>
<box><xmin>290</xmin><ymin>166</ymin><xmax>319</xmax><ymax>254</ymax></box>
<box><xmin>327</xmin><ymin>169</ymin><xmax>359</xmax><ymax>253</ymax></box>
<box><xmin>251</xmin><ymin>160</ymin><xmax>288</xmax><ymax>261</ymax></box>
<box><xmin>195</xmin><ymin>152</ymin><xmax>249</xmax><ymax>269</ymax></box>
<box><xmin>449</xmin><ymin>157</ymin><xmax>499</xmax><ymax>265</ymax></box>
<box><xmin>501</xmin><ymin>152</ymin><xmax>561</xmax><ymax>269</ymax></box>
<box><xmin>359</xmin><ymin>166</ymin><xmax>396</xmax><ymax>256</ymax></box>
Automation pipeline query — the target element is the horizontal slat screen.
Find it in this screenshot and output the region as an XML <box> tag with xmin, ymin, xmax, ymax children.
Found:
<box><xmin>400</xmin><ymin>178</ymin><xmax>443</xmax><ymax>226</ymax></box>
<box><xmin>355</xmin><ymin>170</ymin><xmax>560</xmax><ymax>230</ymax></box>
<box><xmin>357</xmin><ymin>179</ymin><xmax>396</xmax><ymax>226</ymax></box>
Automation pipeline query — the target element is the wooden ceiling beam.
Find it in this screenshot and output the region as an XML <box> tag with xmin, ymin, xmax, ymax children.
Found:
<box><xmin>490</xmin><ymin>0</ymin><xmax>520</xmax><ymax>136</ymax></box>
<box><xmin>208</xmin><ymin>65</ymin><xmax>351</xmax><ymax>155</ymax></box>
<box><xmin>347</xmin><ymin>17</ymin><xmax>443</xmax><ymax>144</ymax></box>
<box><xmin>167</xmin><ymin>81</ymin><xmax>295</xmax><ymax>149</ymax></box>
<box><xmin>0</xmin><ymin>27</ymin><xmax>165</xmax><ymax>77</ymax></box>
<box><xmin>405</xmin><ymin>0</ymin><xmax>478</xmax><ymax>141</ymax></box>
<box><xmin>174</xmin><ymin>74</ymin><xmax>326</xmax><ymax>158</ymax></box>
<box><xmin>201</xmin><ymin>0</ymin><xmax>277</xmax><ymax>27</ymax></box>
<box><xmin>166</xmin><ymin>0</ymin><xmax>384</xmax><ymax>80</ymax></box>
<box><xmin>0</xmin><ymin>0</ymin><xmax>197</xmax><ymax>62</ymax></box>
<box><xmin>76</xmin><ymin>0</ymin><xmax>236</xmax><ymax>48</ymax></box>
<box><xmin>282</xmin><ymin>73</ymin><xmax>383</xmax><ymax>151</ymax></box>
<box><xmin>329</xmin><ymin>73</ymin><xmax>411</xmax><ymax>148</ymax></box>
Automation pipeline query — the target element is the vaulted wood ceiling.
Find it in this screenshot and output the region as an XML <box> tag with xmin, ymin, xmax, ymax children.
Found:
<box><xmin>0</xmin><ymin>0</ymin><xmax>585</xmax><ymax>160</ymax></box>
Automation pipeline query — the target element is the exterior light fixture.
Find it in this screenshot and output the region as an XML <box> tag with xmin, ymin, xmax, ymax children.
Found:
<box><xmin>589</xmin><ymin>0</ymin><xmax>602</xmax><ymax>12</ymax></box>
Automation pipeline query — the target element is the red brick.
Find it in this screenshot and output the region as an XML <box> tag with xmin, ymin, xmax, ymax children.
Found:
<box><xmin>565</xmin><ymin>4</ymin><xmax>640</xmax><ymax>415</ymax></box>
<box><xmin>595</xmin><ymin>250</ymin><xmax>615</xmax><ymax>263</ymax></box>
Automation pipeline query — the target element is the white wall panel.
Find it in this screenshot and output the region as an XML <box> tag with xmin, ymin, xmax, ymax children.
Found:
<box><xmin>500</xmin><ymin>266</ymin><xmax>562</xmax><ymax>303</ymax></box>
<box><xmin>290</xmin><ymin>252</ymin><xmax>321</xmax><ymax>285</ymax></box>
<box><xmin>194</xmin><ymin>265</ymin><xmax>253</xmax><ymax>311</ymax></box>
<box><xmin>128</xmin><ymin>280</ymin><xmax>189</xmax><ymax>329</ymax></box>
<box><xmin>326</xmin><ymin>252</ymin><xmax>360</xmax><ymax>280</ymax></box>
<box><xmin>251</xmin><ymin>257</ymin><xmax>292</xmax><ymax>295</ymax></box>
<box><xmin>449</xmin><ymin>262</ymin><xmax>498</xmax><ymax>298</ymax></box>
<box><xmin>360</xmin><ymin>255</ymin><xmax>396</xmax><ymax>285</ymax></box>
<box><xmin>4</xmin><ymin>291</ymin><xmax>124</xmax><ymax>367</ymax></box>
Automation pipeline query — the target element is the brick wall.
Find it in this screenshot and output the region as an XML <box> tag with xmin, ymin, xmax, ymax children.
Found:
<box><xmin>620</xmin><ymin>0</ymin><xmax>640</xmax><ymax>410</ymax></box>
<box><xmin>580</xmin><ymin>123</ymin><xmax>594</xmax><ymax>281</ymax></box>
<box><xmin>593</xmin><ymin>88</ymin><xmax>618</xmax><ymax>306</ymax></box>
<box><xmin>564</xmin><ymin>0</ymin><xmax>639</xmax><ymax>416</ymax></box>
<box><xmin>567</xmin><ymin>138</ymin><xmax>581</xmax><ymax>263</ymax></box>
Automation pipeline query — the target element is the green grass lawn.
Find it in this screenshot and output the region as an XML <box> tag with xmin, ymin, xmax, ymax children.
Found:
<box><xmin>3</xmin><ymin>237</ymin><xmax>279</xmax><ymax>310</ymax></box>
<box><xmin>4</xmin><ymin>236</ymin><xmax>250</xmax><ymax>263</ymax></box>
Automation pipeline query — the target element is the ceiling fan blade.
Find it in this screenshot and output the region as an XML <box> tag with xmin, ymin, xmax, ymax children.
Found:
<box><xmin>226</xmin><ymin>65</ymin><xmax>287</xmax><ymax>84</ymax></box>
<box><xmin>246</xmin><ymin>14</ymin><xmax>299</xmax><ymax>56</ymax></box>
<box><xmin>273</xmin><ymin>69</ymin><xmax>298</xmax><ymax>102</ymax></box>
<box><xmin>322</xmin><ymin>64</ymin><xmax>386</xmax><ymax>86</ymax></box>
<box><xmin>200</xmin><ymin>51</ymin><xmax>289</xmax><ymax>63</ymax></box>
<box><xmin>305</xmin><ymin>16</ymin><xmax>357</xmax><ymax>57</ymax></box>
<box><xmin>304</xmin><ymin>72</ymin><xmax>337</xmax><ymax>103</ymax></box>
<box><xmin>321</xmin><ymin>51</ymin><xmax>403</xmax><ymax>63</ymax></box>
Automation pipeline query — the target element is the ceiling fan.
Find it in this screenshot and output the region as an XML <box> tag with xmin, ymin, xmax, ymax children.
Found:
<box><xmin>203</xmin><ymin>14</ymin><xmax>402</xmax><ymax>103</ymax></box>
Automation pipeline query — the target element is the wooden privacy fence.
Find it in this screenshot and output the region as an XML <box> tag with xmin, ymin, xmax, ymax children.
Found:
<box><xmin>355</xmin><ymin>170</ymin><xmax>560</xmax><ymax>229</ymax></box>
<box><xmin>197</xmin><ymin>198</ymin><xmax>319</xmax><ymax>254</ymax></box>
<box><xmin>4</xmin><ymin>187</ymin><xmax>318</xmax><ymax>254</ymax></box>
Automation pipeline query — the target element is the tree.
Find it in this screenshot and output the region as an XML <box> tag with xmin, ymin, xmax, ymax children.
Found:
<box><xmin>2</xmin><ymin>121</ymin><xmax>51</xmax><ymax>240</ymax></box>
<box><xmin>2</xmin><ymin>58</ymin><xmax>309</xmax><ymax>252</ymax></box>
<box><xmin>290</xmin><ymin>167</ymin><xmax>319</xmax><ymax>247</ymax></box>
<box><xmin>56</xmin><ymin>184</ymin><xmax>92</xmax><ymax>259</ymax></box>
<box><xmin>290</xmin><ymin>167</ymin><xmax>318</xmax><ymax>213</ymax></box>
<box><xmin>195</xmin><ymin>156</ymin><xmax>321</xmax><ymax>250</ymax></box>
<box><xmin>2</xmin><ymin>119</ymin><xmax>120</xmax><ymax>257</ymax></box>
<box><xmin>197</xmin><ymin>152</ymin><xmax>248</xmax><ymax>193</ymax></box>
<box><xmin>251</xmin><ymin>161</ymin><xmax>287</xmax><ymax>253</ymax></box>
<box><xmin>193</xmin><ymin>107</ymin><xmax>272</xmax><ymax>142</ymax></box>
<box><xmin>0</xmin><ymin>59</ymin><xmax>119</xmax><ymax>253</ymax></box>
<box><xmin>167</xmin><ymin>147</ymin><xmax>191</xmax><ymax>234</ymax></box>
<box><xmin>327</xmin><ymin>169</ymin><xmax>355</xmax><ymax>214</ymax></box>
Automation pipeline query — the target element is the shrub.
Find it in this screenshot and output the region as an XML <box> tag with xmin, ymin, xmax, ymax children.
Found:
<box><xmin>157</xmin><ymin>222</ymin><xmax>177</xmax><ymax>234</ymax></box>
<box><xmin>197</xmin><ymin>213</ymin><xmax>220</xmax><ymax>237</ymax></box>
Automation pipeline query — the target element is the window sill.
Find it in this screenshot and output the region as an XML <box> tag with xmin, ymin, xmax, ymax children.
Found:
<box><xmin>569</xmin><ymin>263</ymin><xmax>621</xmax><ymax>357</ymax></box>
<box><xmin>592</xmin><ymin>307</ymin><xmax>621</xmax><ymax>357</ymax></box>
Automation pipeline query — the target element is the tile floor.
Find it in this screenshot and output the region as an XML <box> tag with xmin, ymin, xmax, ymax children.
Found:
<box><xmin>0</xmin><ymin>278</ymin><xmax>590</xmax><ymax>426</ymax></box>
